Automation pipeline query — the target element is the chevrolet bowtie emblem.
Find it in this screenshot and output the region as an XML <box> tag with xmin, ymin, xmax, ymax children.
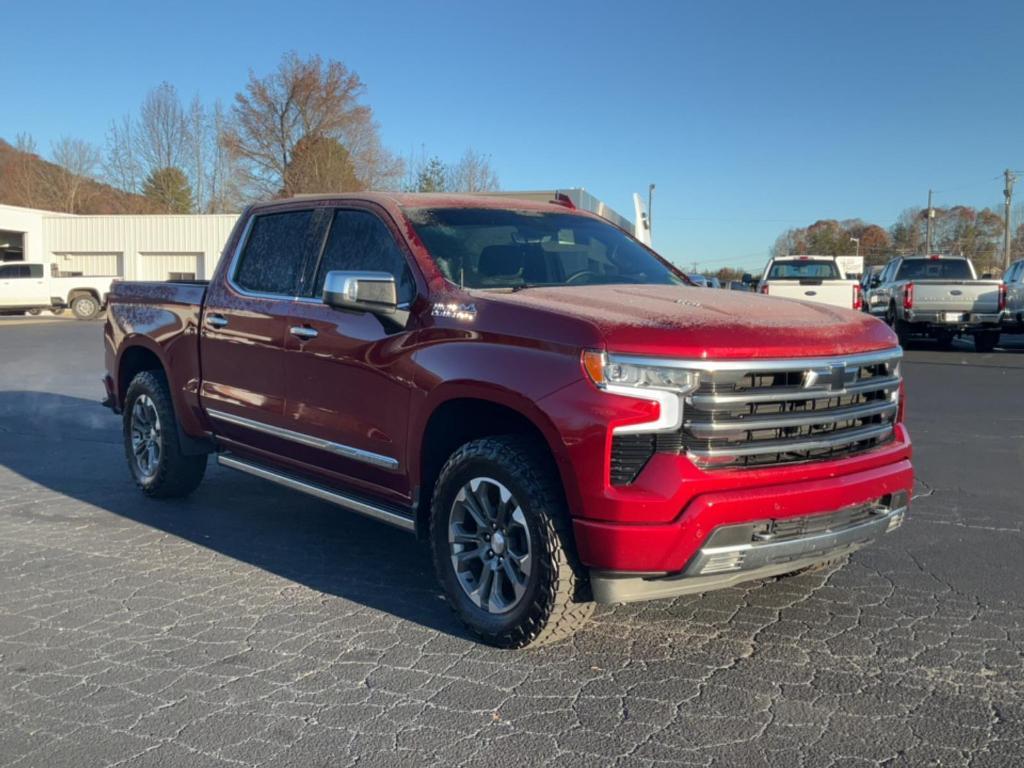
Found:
<box><xmin>804</xmin><ymin>364</ymin><xmax>858</xmax><ymax>392</ymax></box>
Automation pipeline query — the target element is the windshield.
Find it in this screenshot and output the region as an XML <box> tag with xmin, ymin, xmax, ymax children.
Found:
<box><xmin>405</xmin><ymin>207</ymin><xmax>685</xmax><ymax>289</ymax></box>
<box><xmin>896</xmin><ymin>259</ymin><xmax>973</xmax><ymax>280</ymax></box>
<box><xmin>767</xmin><ymin>260</ymin><xmax>842</xmax><ymax>280</ymax></box>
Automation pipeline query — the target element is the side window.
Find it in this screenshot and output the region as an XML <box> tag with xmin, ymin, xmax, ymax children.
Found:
<box><xmin>233</xmin><ymin>210</ymin><xmax>314</xmax><ymax>296</ymax></box>
<box><xmin>882</xmin><ymin>261</ymin><xmax>897</xmax><ymax>283</ymax></box>
<box><xmin>28</xmin><ymin>264</ymin><xmax>43</xmax><ymax>278</ymax></box>
<box><xmin>310</xmin><ymin>209</ymin><xmax>415</xmax><ymax>303</ymax></box>
<box><xmin>0</xmin><ymin>265</ymin><xmax>29</xmax><ymax>279</ymax></box>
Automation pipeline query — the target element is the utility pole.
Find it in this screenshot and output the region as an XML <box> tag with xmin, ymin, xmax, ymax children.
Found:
<box><xmin>1004</xmin><ymin>169</ymin><xmax>1016</xmax><ymax>270</ymax></box>
<box><xmin>926</xmin><ymin>189</ymin><xmax>933</xmax><ymax>254</ymax></box>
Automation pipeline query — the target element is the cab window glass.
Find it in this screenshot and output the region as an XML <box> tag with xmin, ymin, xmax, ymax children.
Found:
<box><xmin>234</xmin><ymin>210</ymin><xmax>314</xmax><ymax>295</ymax></box>
<box><xmin>309</xmin><ymin>209</ymin><xmax>414</xmax><ymax>303</ymax></box>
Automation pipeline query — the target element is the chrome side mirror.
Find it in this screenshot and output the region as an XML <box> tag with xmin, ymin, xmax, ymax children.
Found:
<box><xmin>323</xmin><ymin>270</ymin><xmax>398</xmax><ymax>315</ymax></box>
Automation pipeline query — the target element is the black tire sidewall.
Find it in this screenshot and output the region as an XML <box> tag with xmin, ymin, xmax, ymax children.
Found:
<box><xmin>431</xmin><ymin>445</ymin><xmax>557</xmax><ymax>641</ymax></box>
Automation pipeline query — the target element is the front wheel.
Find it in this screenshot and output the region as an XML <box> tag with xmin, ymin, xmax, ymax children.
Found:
<box><xmin>71</xmin><ymin>294</ymin><xmax>100</xmax><ymax>320</ymax></box>
<box><xmin>973</xmin><ymin>330</ymin><xmax>999</xmax><ymax>353</ymax></box>
<box><xmin>123</xmin><ymin>370</ymin><xmax>207</xmax><ymax>497</ymax></box>
<box><xmin>27</xmin><ymin>308</ymin><xmax>42</xmax><ymax>316</ymax></box>
<box><xmin>430</xmin><ymin>436</ymin><xmax>593</xmax><ymax>648</ymax></box>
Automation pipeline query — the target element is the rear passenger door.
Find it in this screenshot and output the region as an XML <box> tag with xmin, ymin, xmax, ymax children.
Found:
<box><xmin>283</xmin><ymin>206</ymin><xmax>419</xmax><ymax>506</ymax></box>
<box><xmin>200</xmin><ymin>207</ymin><xmax>323</xmax><ymax>458</ymax></box>
<box><xmin>0</xmin><ymin>264</ymin><xmax>48</xmax><ymax>308</ymax></box>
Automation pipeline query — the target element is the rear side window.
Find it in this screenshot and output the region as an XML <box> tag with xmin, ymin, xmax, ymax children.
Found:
<box><xmin>896</xmin><ymin>259</ymin><xmax>972</xmax><ymax>281</ymax></box>
<box><xmin>233</xmin><ymin>210</ymin><xmax>314</xmax><ymax>295</ymax></box>
<box><xmin>0</xmin><ymin>264</ymin><xmax>40</xmax><ymax>278</ymax></box>
<box><xmin>308</xmin><ymin>209</ymin><xmax>414</xmax><ymax>303</ymax></box>
<box><xmin>767</xmin><ymin>260</ymin><xmax>841</xmax><ymax>280</ymax></box>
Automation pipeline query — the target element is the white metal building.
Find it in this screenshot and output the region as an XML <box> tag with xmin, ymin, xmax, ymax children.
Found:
<box><xmin>0</xmin><ymin>204</ymin><xmax>239</xmax><ymax>281</ymax></box>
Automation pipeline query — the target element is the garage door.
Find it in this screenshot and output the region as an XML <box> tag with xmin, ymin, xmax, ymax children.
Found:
<box><xmin>137</xmin><ymin>253</ymin><xmax>203</xmax><ymax>281</ymax></box>
<box><xmin>54</xmin><ymin>252</ymin><xmax>122</xmax><ymax>277</ymax></box>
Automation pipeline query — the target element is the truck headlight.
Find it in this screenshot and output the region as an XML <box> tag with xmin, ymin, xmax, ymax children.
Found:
<box><xmin>582</xmin><ymin>351</ymin><xmax>700</xmax><ymax>434</ymax></box>
<box><xmin>583</xmin><ymin>350</ymin><xmax>701</xmax><ymax>393</ymax></box>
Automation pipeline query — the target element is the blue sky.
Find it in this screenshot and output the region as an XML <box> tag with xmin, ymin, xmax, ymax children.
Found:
<box><xmin>4</xmin><ymin>0</ymin><xmax>1022</xmax><ymax>270</ymax></box>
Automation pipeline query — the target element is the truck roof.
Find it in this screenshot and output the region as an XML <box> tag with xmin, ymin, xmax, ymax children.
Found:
<box><xmin>770</xmin><ymin>255</ymin><xmax>839</xmax><ymax>262</ymax></box>
<box><xmin>261</xmin><ymin>192</ymin><xmax>580</xmax><ymax>215</ymax></box>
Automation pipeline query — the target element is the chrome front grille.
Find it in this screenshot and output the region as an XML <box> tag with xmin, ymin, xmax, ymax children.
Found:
<box><xmin>681</xmin><ymin>348</ymin><xmax>901</xmax><ymax>470</ymax></box>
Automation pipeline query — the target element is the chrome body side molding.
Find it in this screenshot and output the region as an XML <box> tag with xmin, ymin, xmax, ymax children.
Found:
<box><xmin>206</xmin><ymin>408</ymin><xmax>399</xmax><ymax>471</ymax></box>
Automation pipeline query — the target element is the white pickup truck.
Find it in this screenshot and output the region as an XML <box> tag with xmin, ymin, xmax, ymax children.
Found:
<box><xmin>0</xmin><ymin>262</ymin><xmax>114</xmax><ymax>320</ymax></box>
<box><xmin>758</xmin><ymin>256</ymin><xmax>862</xmax><ymax>310</ymax></box>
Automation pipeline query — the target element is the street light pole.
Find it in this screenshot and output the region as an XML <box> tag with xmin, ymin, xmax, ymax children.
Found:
<box><xmin>850</xmin><ymin>237</ymin><xmax>860</xmax><ymax>258</ymax></box>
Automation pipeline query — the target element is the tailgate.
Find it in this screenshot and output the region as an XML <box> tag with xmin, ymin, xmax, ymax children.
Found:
<box><xmin>910</xmin><ymin>281</ymin><xmax>1001</xmax><ymax>313</ymax></box>
<box><xmin>765</xmin><ymin>280</ymin><xmax>855</xmax><ymax>308</ymax></box>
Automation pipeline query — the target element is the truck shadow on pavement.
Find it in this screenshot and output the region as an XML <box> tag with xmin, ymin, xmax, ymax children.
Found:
<box><xmin>0</xmin><ymin>390</ymin><xmax>469</xmax><ymax>640</ymax></box>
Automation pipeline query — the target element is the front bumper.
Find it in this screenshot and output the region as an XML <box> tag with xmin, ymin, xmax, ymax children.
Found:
<box><xmin>591</xmin><ymin>493</ymin><xmax>907</xmax><ymax>603</ymax></box>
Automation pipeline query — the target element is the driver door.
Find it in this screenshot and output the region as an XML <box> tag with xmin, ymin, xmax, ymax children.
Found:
<box><xmin>283</xmin><ymin>205</ymin><xmax>419</xmax><ymax>507</ymax></box>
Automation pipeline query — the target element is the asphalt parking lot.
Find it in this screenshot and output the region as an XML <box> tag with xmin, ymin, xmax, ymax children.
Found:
<box><xmin>1</xmin><ymin>317</ymin><xmax>1022</xmax><ymax>767</ymax></box>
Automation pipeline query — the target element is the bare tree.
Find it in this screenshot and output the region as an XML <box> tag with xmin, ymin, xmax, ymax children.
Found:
<box><xmin>221</xmin><ymin>52</ymin><xmax>401</xmax><ymax>197</ymax></box>
<box><xmin>137</xmin><ymin>82</ymin><xmax>188</xmax><ymax>176</ymax></box>
<box><xmin>103</xmin><ymin>115</ymin><xmax>143</xmax><ymax>195</ymax></box>
<box><xmin>46</xmin><ymin>137</ymin><xmax>101</xmax><ymax>213</ymax></box>
<box><xmin>208</xmin><ymin>101</ymin><xmax>245</xmax><ymax>212</ymax></box>
<box><xmin>448</xmin><ymin>148</ymin><xmax>499</xmax><ymax>193</ymax></box>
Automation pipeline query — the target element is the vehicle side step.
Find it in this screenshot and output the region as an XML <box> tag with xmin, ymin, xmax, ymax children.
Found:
<box><xmin>217</xmin><ymin>454</ymin><xmax>416</xmax><ymax>533</ymax></box>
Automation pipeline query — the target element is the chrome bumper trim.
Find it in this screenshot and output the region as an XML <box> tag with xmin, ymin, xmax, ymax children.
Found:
<box><xmin>590</xmin><ymin>504</ymin><xmax>907</xmax><ymax>605</ymax></box>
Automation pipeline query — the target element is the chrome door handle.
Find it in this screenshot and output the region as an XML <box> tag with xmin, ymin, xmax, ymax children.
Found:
<box><xmin>206</xmin><ymin>314</ymin><xmax>229</xmax><ymax>329</ymax></box>
<box><xmin>290</xmin><ymin>325</ymin><xmax>318</xmax><ymax>340</ymax></box>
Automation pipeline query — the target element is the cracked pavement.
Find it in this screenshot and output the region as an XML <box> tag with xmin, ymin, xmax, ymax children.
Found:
<box><xmin>0</xmin><ymin>319</ymin><xmax>1022</xmax><ymax>767</ymax></box>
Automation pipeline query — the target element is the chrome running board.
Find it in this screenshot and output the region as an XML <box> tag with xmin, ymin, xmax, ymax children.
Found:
<box><xmin>218</xmin><ymin>454</ymin><xmax>415</xmax><ymax>533</ymax></box>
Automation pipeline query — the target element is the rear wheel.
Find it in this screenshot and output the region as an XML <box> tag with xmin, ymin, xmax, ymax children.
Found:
<box><xmin>973</xmin><ymin>330</ymin><xmax>999</xmax><ymax>353</ymax></box>
<box><xmin>430</xmin><ymin>436</ymin><xmax>593</xmax><ymax>648</ymax></box>
<box><xmin>123</xmin><ymin>370</ymin><xmax>207</xmax><ymax>498</ymax></box>
<box><xmin>71</xmin><ymin>294</ymin><xmax>100</xmax><ymax>320</ymax></box>
<box><xmin>886</xmin><ymin>304</ymin><xmax>909</xmax><ymax>345</ymax></box>
<box><xmin>27</xmin><ymin>308</ymin><xmax>42</xmax><ymax>316</ymax></box>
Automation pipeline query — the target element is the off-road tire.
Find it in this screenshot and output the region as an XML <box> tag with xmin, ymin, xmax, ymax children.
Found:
<box><xmin>973</xmin><ymin>330</ymin><xmax>999</xmax><ymax>353</ymax></box>
<box><xmin>123</xmin><ymin>370</ymin><xmax>207</xmax><ymax>498</ymax></box>
<box><xmin>71</xmin><ymin>294</ymin><xmax>100</xmax><ymax>320</ymax></box>
<box><xmin>430</xmin><ymin>435</ymin><xmax>594</xmax><ymax>648</ymax></box>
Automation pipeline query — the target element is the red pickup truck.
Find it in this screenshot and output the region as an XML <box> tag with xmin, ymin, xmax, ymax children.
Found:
<box><xmin>103</xmin><ymin>193</ymin><xmax>913</xmax><ymax>647</ymax></box>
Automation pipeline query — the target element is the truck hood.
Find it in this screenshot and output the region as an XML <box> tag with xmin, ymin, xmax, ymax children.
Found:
<box><xmin>475</xmin><ymin>284</ymin><xmax>898</xmax><ymax>359</ymax></box>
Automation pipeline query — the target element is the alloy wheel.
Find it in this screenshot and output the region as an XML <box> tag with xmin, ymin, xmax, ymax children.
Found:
<box><xmin>448</xmin><ymin>477</ymin><xmax>533</xmax><ymax>614</ymax></box>
<box><xmin>130</xmin><ymin>394</ymin><xmax>162</xmax><ymax>480</ymax></box>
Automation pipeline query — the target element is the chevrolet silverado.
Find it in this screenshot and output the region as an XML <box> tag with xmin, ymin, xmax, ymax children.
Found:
<box><xmin>103</xmin><ymin>193</ymin><xmax>913</xmax><ymax>647</ymax></box>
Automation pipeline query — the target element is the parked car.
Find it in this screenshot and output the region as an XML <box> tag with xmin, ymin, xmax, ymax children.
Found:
<box><xmin>1000</xmin><ymin>258</ymin><xmax>1024</xmax><ymax>333</ymax></box>
<box><xmin>0</xmin><ymin>261</ymin><xmax>113</xmax><ymax>319</ymax></box>
<box><xmin>687</xmin><ymin>273</ymin><xmax>709</xmax><ymax>287</ymax></box>
<box><xmin>727</xmin><ymin>280</ymin><xmax>749</xmax><ymax>291</ymax></box>
<box><xmin>758</xmin><ymin>256</ymin><xmax>862</xmax><ymax>310</ymax></box>
<box><xmin>859</xmin><ymin>266</ymin><xmax>883</xmax><ymax>312</ymax></box>
<box><xmin>103</xmin><ymin>193</ymin><xmax>913</xmax><ymax>648</ymax></box>
<box><xmin>866</xmin><ymin>255</ymin><xmax>1004</xmax><ymax>351</ymax></box>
